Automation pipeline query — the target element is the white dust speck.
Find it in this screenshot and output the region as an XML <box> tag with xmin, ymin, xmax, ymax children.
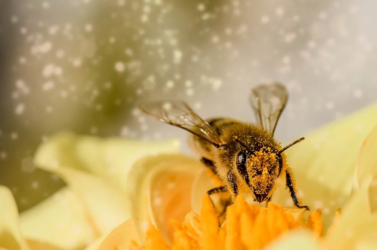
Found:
<box><xmin>40</xmin><ymin>42</ymin><xmax>52</xmax><ymax>53</ymax></box>
<box><xmin>115</xmin><ymin>62</ymin><xmax>125</xmax><ymax>72</ymax></box>
<box><xmin>275</xmin><ymin>7</ymin><xmax>284</xmax><ymax>16</ymax></box>
<box><xmin>11</xmin><ymin>16</ymin><xmax>18</xmax><ymax>23</ymax></box>
<box><xmin>90</xmin><ymin>127</ymin><xmax>98</xmax><ymax>134</ymax></box>
<box><xmin>20</xmin><ymin>27</ymin><xmax>27</xmax><ymax>34</ymax></box>
<box><xmin>60</xmin><ymin>90</ymin><xmax>68</xmax><ymax>98</ymax></box>
<box><xmin>15</xmin><ymin>103</ymin><xmax>25</xmax><ymax>115</ymax></box>
<box><xmin>212</xmin><ymin>79</ymin><xmax>222</xmax><ymax>90</ymax></box>
<box><xmin>261</xmin><ymin>16</ymin><xmax>270</xmax><ymax>24</ymax></box>
<box><xmin>186</xmin><ymin>88</ymin><xmax>194</xmax><ymax>96</ymax></box>
<box><xmin>109</xmin><ymin>37</ymin><xmax>116</xmax><ymax>43</ymax></box>
<box><xmin>166</xmin><ymin>81</ymin><xmax>174</xmax><ymax>88</ymax></box>
<box><xmin>85</xmin><ymin>24</ymin><xmax>92</xmax><ymax>32</ymax></box>
<box><xmin>46</xmin><ymin>106</ymin><xmax>53</xmax><ymax>113</ymax></box>
<box><xmin>326</xmin><ymin>102</ymin><xmax>334</xmax><ymax>110</ymax></box>
<box><xmin>43</xmin><ymin>64</ymin><xmax>55</xmax><ymax>77</ymax></box>
<box><xmin>19</xmin><ymin>57</ymin><xmax>26</xmax><ymax>64</ymax></box>
<box><xmin>354</xmin><ymin>90</ymin><xmax>363</xmax><ymax>98</ymax></box>
<box><xmin>185</xmin><ymin>80</ymin><xmax>192</xmax><ymax>87</ymax></box>
<box><xmin>54</xmin><ymin>67</ymin><xmax>63</xmax><ymax>76</ymax></box>
<box><xmin>154</xmin><ymin>197</ymin><xmax>162</xmax><ymax>206</ymax></box>
<box><xmin>32</xmin><ymin>181</ymin><xmax>39</xmax><ymax>189</ymax></box>
<box><xmin>143</xmin><ymin>76</ymin><xmax>156</xmax><ymax>90</ymax></box>
<box><xmin>0</xmin><ymin>152</ymin><xmax>7</xmax><ymax>159</ymax></box>
<box><xmin>313</xmin><ymin>201</ymin><xmax>323</xmax><ymax>209</ymax></box>
<box><xmin>197</xmin><ymin>3</ymin><xmax>205</xmax><ymax>11</ymax></box>
<box><xmin>308</xmin><ymin>40</ymin><xmax>316</xmax><ymax>49</ymax></box>
<box><xmin>282</xmin><ymin>56</ymin><xmax>290</xmax><ymax>64</ymax></box>
<box><xmin>173</xmin><ymin>50</ymin><xmax>182</xmax><ymax>64</ymax></box>
<box><xmin>48</xmin><ymin>25</ymin><xmax>59</xmax><ymax>35</ymax></box>
<box><xmin>56</xmin><ymin>50</ymin><xmax>65</xmax><ymax>58</ymax></box>
<box><xmin>73</xmin><ymin>58</ymin><xmax>82</xmax><ymax>67</ymax></box>
<box><xmin>285</xmin><ymin>33</ymin><xmax>296</xmax><ymax>43</ymax></box>
<box><xmin>141</xmin><ymin>15</ymin><xmax>148</xmax><ymax>22</ymax></box>
<box><xmin>16</xmin><ymin>80</ymin><xmax>30</xmax><ymax>94</ymax></box>
<box><xmin>141</xmin><ymin>222</ymin><xmax>149</xmax><ymax>232</ymax></box>
<box><xmin>120</xmin><ymin>127</ymin><xmax>129</xmax><ymax>136</ymax></box>
<box><xmin>319</xmin><ymin>12</ymin><xmax>327</xmax><ymax>20</ymax></box>
<box><xmin>132</xmin><ymin>108</ymin><xmax>141</xmax><ymax>116</ymax></box>
<box><xmin>11</xmin><ymin>133</ymin><xmax>18</xmax><ymax>140</ymax></box>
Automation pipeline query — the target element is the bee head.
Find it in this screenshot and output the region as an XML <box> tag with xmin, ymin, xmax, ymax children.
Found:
<box><xmin>235</xmin><ymin>147</ymin><xmax>280</xmax><ymax>203</ymax></box>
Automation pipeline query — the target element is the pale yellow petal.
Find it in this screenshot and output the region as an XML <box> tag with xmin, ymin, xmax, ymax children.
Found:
<box><xmin>355</xmin><ymin>230</ymin><xmax>377</xmax><ymax>250</ymax></box>
<box><xmin>34</xmin><ymin>132</ymin><xmax>180</xmax><ymax>192</ymax></box>
<box><xmin>97</xmin><ymin>219</ymin><xmax>140</xmax><ymax>250</ymax></box>
<box><xmin>40</xmin><ymin>167</ymin><xmax>129</xmax><ymax>235</ymax></box>
<box><xmin>25</xmin><ymin>240</ymin><xmax>64</xmax><ymax>250</ymax></box>
<box><xmin>263</xmin><ymin>229</ymin><xmax>320</xmax><ymax>250</ymax></box>
<box><xmin>325</xmin><ymin>176</ymin><xmax>377</xmax><ymax>250</ymax></box>
<box><xmin>20</xmin><ymin>187</ymin><xmax>97</xmax><ymax>250</ymax></box>
<box><xmin>191</xmin><ymin>168</ymin><xmax>215</xmax><ymax>214</ymax></box>
<box><xmin>356</xmin><ymin>125</ymin><xmax>377</xmax><ymax>211</ymax></box>
<box><xmin>32</xmin><ymin>132</ymin><xmax>181</xmax><ymax>239</ymax></box>
<box><xmin>0</xmin><ymin>186</ymin><xmax>31</xmax><ymax>250</ymax></box>
<box><xmin>127</xmin><ymin>154</ymin><xmax>202</xmax><ymax>244</ymax></box>
<box><xmin>272</xmin><ymin>103</ymin><xmax>377</xmax><ymax>230</ymax></box>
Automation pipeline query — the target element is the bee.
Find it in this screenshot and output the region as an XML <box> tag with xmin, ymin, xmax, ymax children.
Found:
<box><xmin>140</xmin><ymin>83</ymin><xmax>309</xmax><ymax>210</ymax></box>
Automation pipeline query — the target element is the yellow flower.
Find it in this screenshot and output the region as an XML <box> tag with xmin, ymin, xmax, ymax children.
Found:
<box><xmin>1</xmin><ymin>103</ymin><xmax>377</xmax><ymax>250</ymax></box>
<box><xmin>97</xmin><ymin>103</ymin><xmax>377</xmax><ymax>250</ymax></box>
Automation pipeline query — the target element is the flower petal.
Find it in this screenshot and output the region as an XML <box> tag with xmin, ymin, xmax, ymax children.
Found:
<box><xmin>272</xmin><ymin>103</ymin><xmax>377</xmax><ymax>229</ymax></box>
<box><xmin>35</xmin><ymin>166</ymin><xmax>129</xmax><ymax>235</ymax></box>
<box><xmin>34</xmin><ymin>132</ymin><xmax>180</xmax><ymax>192</ymax></box>
<box><xmin>32</xmin><ymin>132</ymin><xmax>181</xmax><ymax>241</ymax></box>
<box><xmin>0</xmin><ymin>186</ymin><xmax>31</xmax><ymax>250</ymax></box>
<box><xmin>20</xmin><ymin>187</ymin><xmax>97</xmax><ymax>250</ymax></box>
<box><xmin>97</xmin><ymin>219</ymin><xmax>140</xmax><ymax>250</ymax></box>
<box><xmin>356</xmin><ymin>125</ymin><xmax>377</xmax><ymax>211</ymax></box>
<box><xmin>127</xmin><ymin>154</ymin><xmax>202</xmax><ymax>244</ymax></box>
<box><xmin>325</xmin><ymin>176</ymin><xmax>377</xmax><ymax>250</ymax></box>
<box><xmin>191</xmin><ymin>169</ymin><xmax>215</xmax><ymax>214</ymax></box>
<box><xmin>263</xmin><ymin>229</ymin><xmax>320</xmax><ymax>250</ymax></box>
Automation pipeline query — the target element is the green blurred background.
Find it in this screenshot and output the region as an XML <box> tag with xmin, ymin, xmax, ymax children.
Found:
<box><xmin>1</xmin><ymin>0</ymin><xmax>377</xmax><ymax>212</ymax></box>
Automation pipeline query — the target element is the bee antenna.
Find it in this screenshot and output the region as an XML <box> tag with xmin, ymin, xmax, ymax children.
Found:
<box><xmin>278</xmin><ymin>137</ymin><xmax>305</xmax><ymax>155</ymax></box>
<box><xmin>236</xmin><ymin>138</ymin><xmax>254</xmax><ymax>153</ymax></box>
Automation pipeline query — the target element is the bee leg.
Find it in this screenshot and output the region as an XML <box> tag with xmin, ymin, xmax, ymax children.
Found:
<box><xmin>265</xmin><ymin>196</ymin><xmax>272</xmax><ymax>208</ymax></box>
<box><xmin>285</xmin><ymin>169</ymin><xmax>310</xmax><ymax>210</ymax></box>
<box><xmin>207</xmin><ymin>185</ymin><xmax>228</xmax><ymax>195</ymax></box>
<box><xmin>201</xmin><ymin>157</ymin><xmax>217</xmax><ymax>175</ymax></box>
<box><xmin>227</xmin><ymin>171</ymin><xmax>238</xmax><ymax>196</ymax></box>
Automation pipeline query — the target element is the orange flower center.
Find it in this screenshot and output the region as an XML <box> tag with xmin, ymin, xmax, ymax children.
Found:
<box><xmin>127</xmin><ymin>195</ymin><xmax>324</xmax><ymax>250</ymax></box>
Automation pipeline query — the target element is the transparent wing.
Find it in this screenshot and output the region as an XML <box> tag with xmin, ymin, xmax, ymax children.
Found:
<box><xmin>249</xmin><ymin>83</ymin><xmax>288</xmax><ymax>135</ymax></box>
<box><xmin>139</xmin><ymin>101</ymin><xmax>224</xmax><ymax>147</ymax></box>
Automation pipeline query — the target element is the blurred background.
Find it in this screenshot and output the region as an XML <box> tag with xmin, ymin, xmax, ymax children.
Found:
<box><xmin>0</xmin><ymin>0</ymin><xmax>376</xmax><ymax>212</ymax></box>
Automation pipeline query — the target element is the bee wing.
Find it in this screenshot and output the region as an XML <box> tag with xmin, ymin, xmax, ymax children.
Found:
<box><xmin>140</xmin><ymin>101</ymin><xmax>224</xmax><ymax>147</ymax></box>
<box><xmin>249</xmin><ymin>83</ymin><xmax>288</xmax><ymax>135</ymax></box>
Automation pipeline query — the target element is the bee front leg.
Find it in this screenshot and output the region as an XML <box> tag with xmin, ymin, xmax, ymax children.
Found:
<box><xmin>207</xmin><ymin>185</ymin><xmax>228</xmax><ymax>195</ymax></box>
<box><xmin>285</xmin><ymin>169</ymin><xmax>310</xmax><ymax>210</ymax></box>
<box><xmin>207</xmin><ymin>185</ymin><xmax>230</xmax><ymax>220</ymax></box>
<box><xmin>227</xmin><ymin>170</ymin><xmax>238</xmax><ymax>197</ymax></box>
<box><xmin>201</xmin><ymin>157</ymin><xmax>217</xmax><ymax>175</ymax></box>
